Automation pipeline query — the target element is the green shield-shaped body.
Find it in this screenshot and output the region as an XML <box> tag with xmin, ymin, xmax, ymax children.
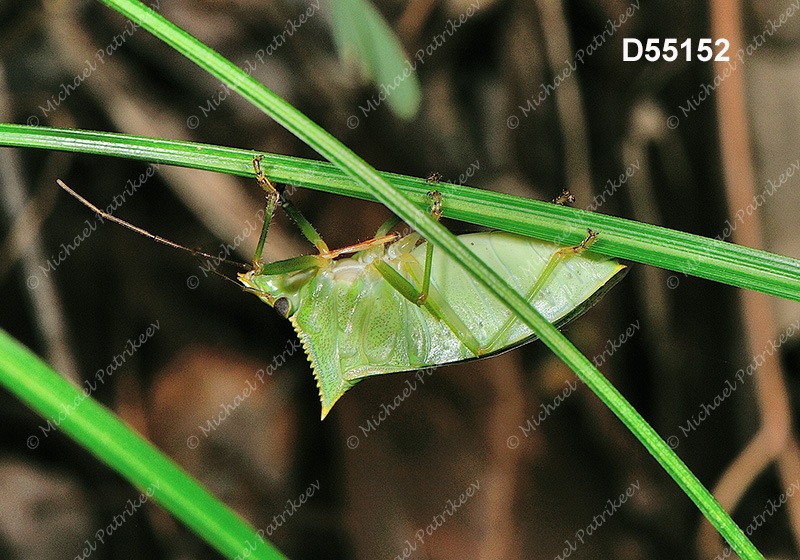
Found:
<box><xmin>241</xmin><ymin>231</ymin><xmax>626</xmax><ymax>418</ymax></box>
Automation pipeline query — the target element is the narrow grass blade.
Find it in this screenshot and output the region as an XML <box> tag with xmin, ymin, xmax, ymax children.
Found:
<box><xmin>0</xmin><ymin>329</ymin><xmax>288</xmax><ymax>560</ymax></box>
<box><xmin>0</xmin><ymin>123</ymin><xmax>797</xmax><ymax>302</ymax></box>
<box><xmin>328</xmin><ymin>0</ymin><xmax>421</xmax><ymax>119</ymax></box>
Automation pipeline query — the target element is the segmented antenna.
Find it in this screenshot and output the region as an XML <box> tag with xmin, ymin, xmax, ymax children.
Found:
<box><xmin>57</xmin><ymin>179</ymin><xmax>250</xmax><ymax>272</ymax></box>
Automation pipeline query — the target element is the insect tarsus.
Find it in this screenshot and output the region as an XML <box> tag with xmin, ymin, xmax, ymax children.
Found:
<box><xmin>551</xmin><ymin>189</ymin><xmax>576</xmax><ymax>206</ymax></box>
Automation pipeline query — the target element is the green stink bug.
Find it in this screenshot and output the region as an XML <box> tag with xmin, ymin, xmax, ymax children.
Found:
<box><xmin>59</xmin><ymin>160</ymin><xmax>626</xmax><ymax>419</ymax></box>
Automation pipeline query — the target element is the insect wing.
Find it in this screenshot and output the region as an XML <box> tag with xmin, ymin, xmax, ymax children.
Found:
<box><xmin>417</xmin><ymin>232</ymin><xmax>626</xmax><ymax>351</ymax></box>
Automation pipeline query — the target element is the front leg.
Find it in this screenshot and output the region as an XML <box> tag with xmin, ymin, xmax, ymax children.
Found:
<box><xmin>418</xmin><ymin>189</ymin><xmax>442</xmax><ymax>305</ymax></box>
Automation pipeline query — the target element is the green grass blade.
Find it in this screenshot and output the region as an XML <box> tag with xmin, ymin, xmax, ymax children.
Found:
<box><xmin>1</xmin><ymin>122</ymin><xmax>798</xmax><ymax>302</ymax></box>
<box><xmin>0</xmin><ymin>329</ymin><xmax>288</xmax><ymax>560</ymax></box>
<box><xmin>327</xmin><ymin>0</ymin><xmax>421</xmax><ymax>119</ymax></box>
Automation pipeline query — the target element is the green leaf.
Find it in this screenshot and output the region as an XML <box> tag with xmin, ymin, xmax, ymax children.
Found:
<box><xmin>328</xmin><ymin>0</ymin><xmax>421</xmax><ymax>119</ymax></box>
<box><xmin>1</xmin><ymin>123</ymin><xmax>797</xmax><ymax>303</ymax></box>
<box><xmin>0</xmin><ymin>329</ymin><xmax>288</xmax><ymax>560</ymax></box>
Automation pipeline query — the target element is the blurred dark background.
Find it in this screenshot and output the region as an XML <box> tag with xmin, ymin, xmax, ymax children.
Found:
<box><xmin>2</xmin><ymin>0</ymin><xmax>800</xmax><ymax>558</ymax></box>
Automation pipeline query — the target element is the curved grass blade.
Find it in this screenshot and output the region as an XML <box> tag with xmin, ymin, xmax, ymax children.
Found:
<box><xmin>328</xmin><ymin>0</ymin><xmax>421</xmax><ymax>119</ymax></box>
<box><xmin>0</xmin><ymin>329</ymin><xmax>287</xmax><ymax>560</ymax></box>
<box><xmin>0</xmin><ymin>123</ymin><xmax>798</xmax><ymax>303</ymax></box>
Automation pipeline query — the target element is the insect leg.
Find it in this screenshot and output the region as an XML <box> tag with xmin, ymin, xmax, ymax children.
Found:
<box><xmin>426</xmin><ymin>171</ymin><xmax>443</xmax><ymax>184</ymax></box>
<box><xmin>551</xmin><ymin>189</ymin><xmax>576</xmax><ymax>205</ymax></box>
<box><xmin>375</xmin><ymin>216</ymin><xmax>402</xmax><ymax>237</ymax></box>
<box><xmin>279</xmin><ymin>197</ymin><xmax>331</xmax><ymax>255</ymax></box>
<box><xmin>484</xmin><ymin>229</ymin><xmax>599</xmax><ymax>350</ymax></box>
<box><xmin>418</xmin><ymin>190</ymin><xmax>442</xmax><ymax>305</ymax></box>
<box><xmin>528</xmin><ymin>229</ymin><xmax>598</xmax><ymax>300</ymax></box>
<box><xmin>252</xmin><ymin>156</ymin><xmax>330</xmax><ymax>259</ymax></box>
<box><xmin>326</xmin><ymin>233</ymin><xmax>400</xmax><ymax>258</ymax></box>
<box><xmin>369</xmin><ymin>190</ymin><xmax>442</xmax><ymax>304</ymax></box>
<box><xmin>373</xmin><ymin>258</ymin><xmax>482</xmax><ymax>356</ymax></box>
<box><xmin>373</xmin><ymin>187</ymin><xmax>484</xmax><ymax>356</ymax></box>
<box><xmin>252</xmin><ymin>156</ymin><xmax>283</xmax><ymax>268</ymax></box>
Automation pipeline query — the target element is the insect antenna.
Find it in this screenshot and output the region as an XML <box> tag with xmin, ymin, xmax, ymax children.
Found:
<box><xmin>199</xmin><ymin>260</ymin><xmax>255</xmax><ymax>290</ymax></box>
<box><xmin>57</xmin><ymin>179</ymin><xmax>250</xmax><ymax>272</ymax></box>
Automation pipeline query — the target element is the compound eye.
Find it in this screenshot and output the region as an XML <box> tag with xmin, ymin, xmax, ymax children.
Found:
<box><xmin>274</xmin><ymin>297</ymin><xmax>292</xmax><ymax>318</ymax></box>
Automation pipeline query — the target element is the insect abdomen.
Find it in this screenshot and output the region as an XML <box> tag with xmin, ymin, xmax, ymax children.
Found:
<box><xmin>291</xmin><ymin>231</ymin><xmax>626</xmax><ymax>418</ymax></box>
